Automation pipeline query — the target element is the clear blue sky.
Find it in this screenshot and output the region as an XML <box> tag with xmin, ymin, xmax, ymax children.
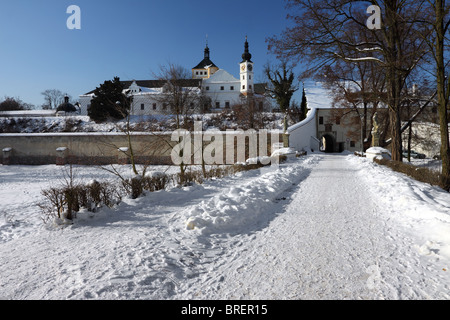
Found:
<box><xmin>0</xmin><ymin>0</ymin><xmax>294</xmax><ymax>107</ymax></box>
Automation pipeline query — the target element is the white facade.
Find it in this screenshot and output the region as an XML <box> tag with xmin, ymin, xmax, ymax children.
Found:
<box><xmin>202</xmin><ymin>69</ymin><xmax>241</xmax><ymax>110</ymax></box>
<box><xmin>79</xmin><ymin>39</ymin><xmax>268</xmax><ymax>117</ymax></box>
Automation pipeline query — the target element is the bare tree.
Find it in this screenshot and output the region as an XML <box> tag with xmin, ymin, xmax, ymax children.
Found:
<box><xmin>415</xmin><ymin>0</ymin><xmax>450</xmax><ymax>190</ymax></box>
<box><xmin>152</xmin><ymin>64</ymin><xmax>204</xmax><ymax>183</ymax></box>
<box><xmin>264</xmin><ymin>60</ymin><xmax>300</xmax><ymax>113</ymax></box>
<box><xmin>41</xmin><ymin>89</ymin><xmax>71</xmax><ymax>110</ymax></box>
<box><xmin>315</xmin><ymin>48</ymin><xmax>387</xmax><ymax>150</ymax></box>
<box><xmin>267</xmin><ymin>0</ymin><xmax>430</xmax><ymax>161</ymax></box>
<box><xmin>153</xmin><ymin>64</ymin><xmax>203</xmax><ymax>130</ymax></box>
<box><xmin>0</xmin><ymin>96</ymin><xmax>32</xmax><ymax>111</ymax></box>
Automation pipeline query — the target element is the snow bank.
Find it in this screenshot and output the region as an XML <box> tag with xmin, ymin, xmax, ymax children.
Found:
<box><xmin>347</xmin><ymin>154</ymin><xmax>450</xmax><ymax>260</ymax></box>
<box><xmin>365</xmin><ymin>147</ymin><xmax>392</xmax><ymax>161</ymax></box>
<box><xmin>183</xmin><ymin>157</ymin><xmax>317</xmax><ymax>235</ymax></box>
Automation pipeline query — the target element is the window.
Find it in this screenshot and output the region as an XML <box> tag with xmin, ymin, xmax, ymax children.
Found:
<box><xmin>336</xmin><ymin>117</ymin><xmax>341</xmax><ymax>125</ymax></box>
<box><xmin>350</xmin><ymin>141</ymin><xmax>356</xmax><ymax>148</ymax></box>
<box><xmin>243</xmin><ymin>75</ymin><xmax>245</xmax><ymax>80</ymax></box>
<box><xmin>216</xmin><ymin>102</ymin><xmax>220</xmax><ymax>108</ymax></box>
<box><xmin>242</xmin><ymin>85</ymin><xmax>246</xmax><ymax>90</ymax></box>
<box><xmin>220</xmin><ymin>86</ymin><xmax>224</xmax><ymax>91</ymax></box>
<box><xmin>249</xmin><ymin>85</ymin><xmax>252</xmax><ymax>90</ymax></box>
<box><xmin>225</xmin><ymin>101</ymin><xmax>230</xmax><ymax>108</ymax></box>
<box><xmin>205</xmin><ymin>86</ymin><xmax>210</xmax><ymax>91</ymax></box>
<box><xmin>230</xmin><ymin>86</ymin><xmax>234</xmax><ymax>91</ymax></box>
<box><xmin>249</xmin><ymin>75</ymin><xmax>252</xmax><ymax>80</ymax></box>
<box><xmin>152</xmin><ymin>103</ymin><xmax>157</xmax><ymax>110</ymax></box>
<box><xmin>141</xmin><ymin>104</ymin><xmax>145</xmax><ymax>111</ymax></box>
<box><xmin>196</xmin><ymin>71</ymin><xmax>199</xmax><ymax>75</ymax></box>
<box><xmin>319</xmin><ymin>117</ymin><xmax>324</xmax><ymax>125</ymax></box>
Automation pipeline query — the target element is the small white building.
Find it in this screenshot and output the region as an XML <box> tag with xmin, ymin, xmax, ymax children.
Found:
<box><xmin>79</xmin><ymin>38</ymin><xmax>269</xmax><ymax>117</ymax></box>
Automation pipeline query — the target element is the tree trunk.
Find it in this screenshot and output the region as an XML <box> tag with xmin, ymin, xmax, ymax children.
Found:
<box><xmin>435</xmin><ymin>0</ymin><xmax>450</xmax><ymax>190</ymax></box>
<box><xmin>385</xmin><ymin>0</ymin><xmax>404</xmax><ymax>162</ymax></box>
<box><xmin>389</xmin><ymin>107</ymin><xmax>403</xmax><ymax>160</ymax></box>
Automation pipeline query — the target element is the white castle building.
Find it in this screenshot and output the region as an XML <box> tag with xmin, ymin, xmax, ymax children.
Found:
<box><xmin>78</xmin><ymin>38</ymin><xmax>269</xmax><ymax>116</ymax></box>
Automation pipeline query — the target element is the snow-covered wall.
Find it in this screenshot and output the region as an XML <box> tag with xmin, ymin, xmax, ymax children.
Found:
<box><xmin>287</xmin><ymin>107</ymin><xmax>318</xmax><ymax>152</ymax></box>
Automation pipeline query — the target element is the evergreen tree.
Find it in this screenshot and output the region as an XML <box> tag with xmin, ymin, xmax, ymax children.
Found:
<box><xmin>300</xmin><ymin>86</ymin><xmax>308</xmax><ymax>121</ymax></box>
<box><xmin>88</xmin><ymin>77</ymin><xmax>129</xmax><ymax>123</ymax></box>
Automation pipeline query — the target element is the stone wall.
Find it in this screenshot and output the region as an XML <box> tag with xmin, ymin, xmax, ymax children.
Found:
<box><xmin>0</xmin><ymin>131</ymin><xmax>283</xmax><ymax>166</ymax></box>
<box><xmin>0</xmin><ymin>133</ymin><xmax>174</xmax><ymax>166</ymax></box>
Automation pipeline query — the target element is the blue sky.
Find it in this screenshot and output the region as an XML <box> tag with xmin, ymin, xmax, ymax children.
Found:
<box><xmin>0</xmin><ymin>0</ymin><xmax>293</xmax><ymax>107</ymax></box>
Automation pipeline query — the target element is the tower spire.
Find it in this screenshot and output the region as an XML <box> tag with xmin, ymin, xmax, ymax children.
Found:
<box><xmin>241</xmin><ymin>36</ymin><xmax>252</xmax><ymax>62</ymax></box>
<box><xmin>204</xmin><ymin>35</ymin><xmax>210</xmax><ymax>59</ymax></box>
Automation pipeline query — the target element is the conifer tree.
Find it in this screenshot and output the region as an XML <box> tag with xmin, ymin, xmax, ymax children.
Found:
<box><xmin>300</xmin><ymin>86</ymin><xmax>308</xmax><ymax>121</ymax></box>
<box><xmin>88</xmin><ymin>77</ymin><xmax>129</xmax><ymax>123</ymax></box>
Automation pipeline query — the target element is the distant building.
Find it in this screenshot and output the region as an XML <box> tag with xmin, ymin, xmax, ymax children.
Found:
<box><xmin>79</xmin><ymin>38</ymin><xmax>269</xmax><ymax>116</ymax></box>
<box><xmin>56</xmin><ymin>96</ymin><xmax>79</xmax><ymax>116</ymax></box>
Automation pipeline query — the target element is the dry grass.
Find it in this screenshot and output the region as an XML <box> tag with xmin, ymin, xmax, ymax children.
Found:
<box><xmin>373</xmin><ymin>157</ymin><xmax>445</xmax><ymax>190</ymax></box>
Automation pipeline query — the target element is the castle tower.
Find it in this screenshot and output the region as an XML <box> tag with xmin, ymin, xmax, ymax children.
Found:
<box><xmin>240</xmin><ymin>36</ymin><xmax>254</xmax><ymax>96</ymax></box>
<box><xmin>192</xmin><ymin>40</ymin><xmax>219</xmax><ymax>79</ymax></box>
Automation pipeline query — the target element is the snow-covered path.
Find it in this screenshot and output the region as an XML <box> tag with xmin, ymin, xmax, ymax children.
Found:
<box><xmin>1</xmin><ymin>153</ymin><xmax>449</xmax><ymax>300</ymax></box>
<box><xmin>178</xmin><ymin>154</ymin><xmax>450</xmax><ymax>299</ymax></box>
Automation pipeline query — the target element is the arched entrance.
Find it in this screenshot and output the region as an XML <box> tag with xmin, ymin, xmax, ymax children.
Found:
<box><xmin>320</xmin><ymin>134</ymin><xmax>335</xmax><ymax>153</ymax></box>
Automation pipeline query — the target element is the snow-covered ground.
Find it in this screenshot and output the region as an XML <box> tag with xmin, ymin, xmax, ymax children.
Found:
<box><xmin>0</xmin><ymin>153</ymin><xmax>449</xmax><ymax>300</ymax></box>
<box><xmin>0</xmin><ymin>112</ymin><xmax>285</xmax><ymax>134</ymax></box>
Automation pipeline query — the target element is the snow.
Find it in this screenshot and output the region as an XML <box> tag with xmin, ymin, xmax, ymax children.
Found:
<box><xmin>365</xmin><ymin>147</ymin><xmax>392</xmax><ymax>161</ymax></box>
<box><xmin>0</xmin><ymin>113</ymin><xmax>286</xmax><ymax>133</ymax></box>
<box><xmin>0</xmin><ymin>153</ymin><xmax>449</xmax><ymax>300</ymax></box>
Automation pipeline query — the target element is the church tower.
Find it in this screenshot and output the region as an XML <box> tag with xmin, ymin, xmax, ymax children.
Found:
<box><xmin>240</xmin><ymin>36</ymin><xmax>254</xmax><ymax>96</ymax></box>
<box><xmin>192</xmin><ymin>40</ymin><xmax>219</xmax><ymax>79</ymax></box>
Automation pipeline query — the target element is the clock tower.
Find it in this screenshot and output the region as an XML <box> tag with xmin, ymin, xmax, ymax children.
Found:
<box><xmin>240</xmin><ymin>36</ymin><xmax>254</xmax><ymax>96</ymax></box>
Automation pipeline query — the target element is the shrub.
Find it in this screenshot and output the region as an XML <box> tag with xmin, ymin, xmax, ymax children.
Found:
<box><xmin>142</xmin><ymin>172</ymin><xmax>170</xmax><ymax>192</ymax></box>
<box><xmin>39</xmin><ymin>180</ymin><xmax>122</xmax><ymax>223</ymax></box>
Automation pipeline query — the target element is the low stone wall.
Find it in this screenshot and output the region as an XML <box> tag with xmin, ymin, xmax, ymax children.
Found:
<box><xmin>0</xmin><ymin>131</ymin><xmax>283</xmax><ymax>166</ymax></box>
<box><xmin>0</xmin><ymin>133</ymin><xmax>174</xmax><ymax>166</ymax></box>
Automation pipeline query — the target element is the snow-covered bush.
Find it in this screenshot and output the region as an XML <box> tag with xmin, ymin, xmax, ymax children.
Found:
<box><xmin>143</xmin><ymin>171</ymin><xmax>170</xmax><ymax>192</ymax></box>
<box><xmin>39</xmin><ymin>180</ymin><xmax>123</xmax><ymax>224</ymax></box>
